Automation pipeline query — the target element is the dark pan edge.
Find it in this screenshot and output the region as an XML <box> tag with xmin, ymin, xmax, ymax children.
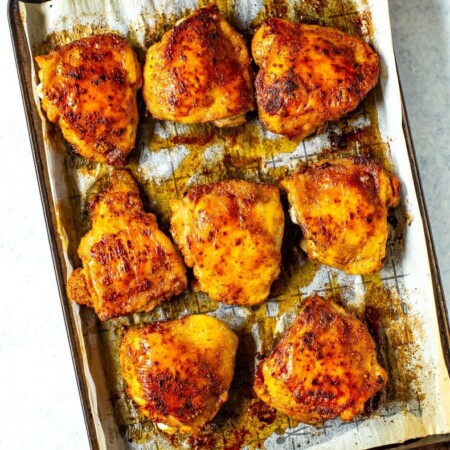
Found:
<box><xmin>7</xmin><ymin>0</ymin><xmax>100</xmax><ymax>448</ymax></box>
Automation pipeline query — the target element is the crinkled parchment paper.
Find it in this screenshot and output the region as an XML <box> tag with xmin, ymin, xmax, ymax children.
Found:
<box><xmin>19</xmin><ymin>0</ymin><xmax>450</xmax><ymax>448</ymax></box>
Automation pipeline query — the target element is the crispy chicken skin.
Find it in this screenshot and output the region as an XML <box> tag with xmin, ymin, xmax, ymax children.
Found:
<box><xmin>281</xmin><ymin>158</ymin><xmax>401</xmax><ymax>274</ymax></box>
<box><xmin>254</xmin><ymin>296</ymin><xmax>387</xmax><ymax>423</ymax></box>
<box><xmin>120</xmin><ymin>314</ymin><xmax>238</xmax><ymax>435</ymax></box>
<box><xmin>252</xmin><ymin>19</ymin><xmax>379</xmax><ymax>138</ymax></box>
<box><xmin>66</xmin><ymin>170</ymin><xmax>187</xmax><ymax>320</ymax></box>
<box><xmin>170</xmin><ymin>180</ymin><xmax>284</xmax><ymax>305</ymax></box>
<box><xmin>143</xmin><ymin>5</ymin><xmax>254</xmax><ymax>127</ymax></box>
<box><xmin>36</xmin><ymin>34</ymin><xmax>142</xmax><ymax>166</ymax></box>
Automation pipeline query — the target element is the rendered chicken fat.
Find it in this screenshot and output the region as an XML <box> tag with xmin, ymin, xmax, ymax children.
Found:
<box><xmin>36</xmin><ymin>34</ymin><xmax>142</xmax><ymax>166</ymax></box>
<box><xmin>120</xmin><ymin>314</ymin><xmax>238</xmax><ymax>435</ymax></box>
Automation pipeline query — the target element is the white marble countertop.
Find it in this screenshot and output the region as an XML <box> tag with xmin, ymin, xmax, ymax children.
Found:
<box><xmin>0</xmin><ymin>1</ymin><xmax>448</xmax><ymax>448</ymax></box>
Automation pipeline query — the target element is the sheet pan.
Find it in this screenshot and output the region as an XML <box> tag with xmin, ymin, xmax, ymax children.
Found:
<box><xmin>8</xmin><ymin>0</ymin><xmax>450</xmax><ymax>448</ymax></box>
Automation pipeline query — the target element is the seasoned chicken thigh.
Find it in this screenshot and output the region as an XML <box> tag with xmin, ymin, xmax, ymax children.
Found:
<box><xmin>281</xmin><ymin>158</ymin><xmax>400</xmax><ymax>274</ymax></box>
<box><xmin>120</xmin><ymin>314</ymin><xmax>238</xmax><ymax>435</ymax></box>
<box><xmin>254</xmin><ymin>296</ymin><xmax>387</xmax><ymax>423</ymax></box>
<box><xmin>67</xmin><ymin>170</ymin><xmax>187</xmax><ymax>320</ymax></box>
<box><xmin>252</xmin><ymin>19</ymin><xmax>379</xmax><ymax>138</ymax></box>
<box><xmin>170</xmin><ymin>180</ymin><xmax>284</xmax><ymax>305</ymax></box>
<box><xmin>143</xmin><ymin>5</ymin><xmax>254</xmax><ymax>127</ymax></box>
<box><xmin>36</xmin><ymin>34</ymin><xmax>142</xmax><ymax>166</ymax></box>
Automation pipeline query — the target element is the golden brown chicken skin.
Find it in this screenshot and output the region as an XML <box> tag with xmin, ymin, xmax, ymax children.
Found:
<box><xmin>143</xmin><ymin>5</ymin><xmax>254</xmax><ymax>127</ymax></box>
<box><xmin>281</xmin><ymin>158</ymin><xmax>401</xmax><ymax>274</ymax></box>
<box><xmin>36</xmin><ymin>34</ymin><xmax>142</xmax><ymax>166</ymax></box>
<box><xmin>67</xmin><ymin>170</ymin><xmax>187</xmax><ymax>320</ymax></box>
<box><xmin>252</xmin><ymin>19</ymin><xmax>379</xmax><ymax>138</ymax></box>
<box><xmin>170</xmin><ymin>180</ymin><xmax>284</xmax><ymax>305</ymax></box>
<box><xmin>254</xmin><ymin>296</ymin><xmax>387</xmax><ymax>423</ymax></box>
<box><xmin>120</xmin><ymin>314</ymin><xmax>238</xmax><ymax>435</ymax></box>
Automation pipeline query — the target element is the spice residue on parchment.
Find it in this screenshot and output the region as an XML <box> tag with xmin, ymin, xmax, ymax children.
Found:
<box><xmin>362</xmin><ymin>277</ymin><xmax>423</xmax><ymax>405</ymax></box>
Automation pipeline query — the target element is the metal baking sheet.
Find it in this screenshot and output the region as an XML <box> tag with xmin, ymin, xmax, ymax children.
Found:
<box><xmin>8</xmin><ymin>0</ymin><xmax>450</xmax><ymax>448</ymax></box>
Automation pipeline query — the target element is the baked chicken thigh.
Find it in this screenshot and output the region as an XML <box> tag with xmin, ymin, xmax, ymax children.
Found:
<box><xmin>36</xmin><ymin>34</ymin><xmax>142</xmax><ymax>166</ymax></box>
<box><xmin>120</xmin><ymin>314</ymin><xmax>238</xmax><ymax>435</ymax></box>
<box><xmin>143</xmin><ymin>5</ymin><xmax>254</xmax><ymax>127</ymax></box>
<box><xmin>252</xmin><ymin>19</ymin><xmax>379</xmax><ymax>138</ymax></box>
<box><xmin>67</xmin><ymin>170</ymin><xmax>187</xmax><ymax>320</ymax></box>
<box><xmin>254</xmin><ymin>296</ymin><xmax>387</xmax><ymax>423</ymax></box>
<box><xmin>281</xmin><ymin>158</ymin><xmax>400</xmax><ymax>274</ymax></box>
<box><xmin>170</xmin><ymin>180</ymin><xmax>284</xmax><ymax>305</ymax></box>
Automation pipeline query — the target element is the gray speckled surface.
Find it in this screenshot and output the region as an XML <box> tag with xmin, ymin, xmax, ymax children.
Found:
<box><xmin>389</xmin><ymin>0</ymin><xmax>450</xmax><ymax>303</ymax></box>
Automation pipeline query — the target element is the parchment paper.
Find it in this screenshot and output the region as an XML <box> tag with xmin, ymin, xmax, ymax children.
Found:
<box><xmin>19</xmin><ymin>0</ymin><xmax>450</xmax><ymax>448</ymax></box>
